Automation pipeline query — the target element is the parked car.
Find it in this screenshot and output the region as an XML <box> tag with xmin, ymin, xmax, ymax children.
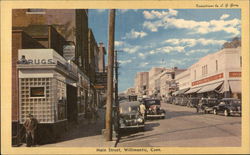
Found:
<box><xmin>119</xmin><ymin>100</ymin><xmax>145</xmax><ymax>130</ymax></box>
<box><xmin>128</xmin><ymin>95</ymin><xmax>137</xmax><ymax>101</ymax></box>
<box><xmin>142</xmin><ymin>99</ymin><xmax>165</xmax><ymax>119</ymax></box>
<box><xmin>165</xmin><ymin>96</ymin><xmax>174</xmax><ymax>104</ymax></box>
<box><xmin>213</xmin><ymin>98</ymin><xmax>241</xmax><ymax>116</ymax></box>
<box><xmin>180</xmin><ymin>97</ymin><xmax>189</xmax><ymax>106</ymax></box>
<box><xmin>187</xmin><ymin>97</ymin><xmax>200</xmax><ymax>108</ymax></box>
<box><xmin>173</xmin><ymin>96</ymin><xmax>182</xmax><ymax>105</ymax></box>
<box><xmin>196</xmin><ymin>98</ymin><xmax>219</xmax><ymax>114</ymax></box>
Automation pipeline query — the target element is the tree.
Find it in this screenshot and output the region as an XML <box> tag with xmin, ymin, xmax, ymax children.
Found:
<box><xmin>222</xmin><ymin>37</ymin><xmax>241</xmax><ymax>49</ymax></box>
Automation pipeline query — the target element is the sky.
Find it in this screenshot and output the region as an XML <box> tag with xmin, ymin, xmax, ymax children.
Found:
<box><xmin>88</xmin><ymin>9</ymin><xmax>241</xmax><ymax>93</ymax></box>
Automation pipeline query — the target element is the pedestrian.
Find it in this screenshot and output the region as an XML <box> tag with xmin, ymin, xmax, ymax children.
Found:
<box><xmin>86</xmin><ymin>105</ymin><xmax>92</xmax><ymax>124</ymax></box>
<box><xmin>23</xmin><ymin>114</ymin><xmax>38</xmax><ymax>147</ymax></box>
<box><xmin>92</xmin><ymin>106</ymin><xmax>99</xmax><ymax>124</ymax></box>
<box><xmin>139</xmin><ymin>103</ymin><xmax>146</xmax><ymax>119</ymax></box>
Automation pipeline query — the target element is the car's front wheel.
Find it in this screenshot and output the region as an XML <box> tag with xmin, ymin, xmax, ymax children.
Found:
<box><xmin>213</xmin><ymin>109</ymin><xmax>217</xmax><ymax>115</ymax></box>
<box><xmin>224</xmin><ymin>109</ymin><xmax>230</xmax><ymax>116</ymax></box>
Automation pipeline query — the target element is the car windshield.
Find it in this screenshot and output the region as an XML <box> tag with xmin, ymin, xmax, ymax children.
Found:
<box><xmin>120</xmin><ymin>105</ymin><xmax>139</xmax><ymax>114</ymax></box>
<box><xmin>145</xmin><ymin>100</ymin><xmax>160</xmax><ymax>106</ymax></box>
<box><xmin>208</xmin><ymin>100</ymin><xmax>217</xmax><ymax>104</ymax></box>
<box><xmin>228</xmin><ymin>100</ymin><xmax>241</xmax><ymax>106</ymax></box>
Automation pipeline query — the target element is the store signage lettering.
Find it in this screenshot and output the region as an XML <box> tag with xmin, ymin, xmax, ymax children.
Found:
<box><xmin>229</xmin><ymin>72</ymin><xmax>241</xmax><ymax>77</ymax></box>
<box><xmin>27</xmin><ymin>59</ymin><xmax>55</xmax><ymax>64</ymax></box>
<box><xmin>17</xmin><ymin>56</ymin><xmax>55</xmax><ymax>64</ymax></box>
<box><xmin>192</xmin><ymin>73</ymin><xmax>223</xmax><ymax>86</ymax></box>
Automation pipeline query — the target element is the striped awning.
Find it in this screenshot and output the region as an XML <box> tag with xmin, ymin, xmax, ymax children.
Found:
<box><xmin>197</xmin><ymin>82</ymin><xmax>223</xmax><ymax>93</ymax></box>
<box><xmin>184</xmin><ymin>87</ymin><xmax>201</xmax><ymax>94</ymax></box>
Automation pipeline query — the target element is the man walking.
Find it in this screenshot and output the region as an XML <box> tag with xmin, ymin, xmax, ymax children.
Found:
<box><xmin>139</xmin><ymin>103</ymin><xmax>146</xmax><ymax>119</ymax></box>
<box><xmin>23</xmin><ymin>114</ymin><xmax>38</xmax><ymax>147</ymax></box>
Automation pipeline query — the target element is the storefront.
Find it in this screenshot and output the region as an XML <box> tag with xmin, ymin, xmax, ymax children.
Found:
<box><xmin>189</xmin><ymin>48</ymin><xmax>241</xmax><ymax>99</ymax></box>
<box><xmin>174</xmin><ymin>47</ymin><xmax>241</xmax><ymax>100</ymax></box>
<box><xmin>17</xmin><ymin>49</ymin><xmax>78</xmax><ymax>142</ymax></box>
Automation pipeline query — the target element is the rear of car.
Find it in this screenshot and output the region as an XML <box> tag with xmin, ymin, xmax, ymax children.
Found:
<box><xmin>197</xmin><ymin>98</ymin><xmax>219</xmax><ymax>114</ymax></box>
<box><xmin>143</xmin><ymin>99</ymin><xmax>165</xmax><ymax>119</ymax></box>
<box><xmin>119</xmin><ymin>101</ymin><xmax>145</xmax><ymax>129</ymax></box>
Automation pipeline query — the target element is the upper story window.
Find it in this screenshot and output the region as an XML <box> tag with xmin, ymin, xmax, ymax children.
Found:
<box><xmin>202</xmin><ymin>65</ymin><xmax>208</xmax><ymax>76</ymax></box>
<box><xmin>194</xmin><ymin>70</ymin><xmax>196</xmax><ymax>80</ymax></box>
<box><xmin>26</xmin><ymin>9</ymin><xmax>45</xmax><ymax>14</ymax></box>
<box><xmin>216</xmin><ymin>60</ymin><xmax>218</xmax><ymax>72</ymax></box>
<box><xmin>240</xmin><ymin>56</ymin><xmax>242</xmax><ymax>67</ymax></box>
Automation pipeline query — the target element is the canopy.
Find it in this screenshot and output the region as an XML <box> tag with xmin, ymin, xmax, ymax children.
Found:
<box><xmin>229</xmin><ymin>80</ymin><xmax>241</xmax><ymax>93</ymax></box>
<box><xmin>174</xmin><ymin>88</ymin><xmax>190</xmax><ymax>95</ymax></box>
<box><xmin>172</xmin><ymin>91</ymin><xmax>179</xmax><ymax>96</ymax></box>
<box><xmin>184</xmin><ymin>87</ymin><xmax>201</xmax><ymax>94</ymax></box>
<box><xmin>197</xmin><ymin>82</ymin><xmax>223</xmax><ymax>93</ymax></box>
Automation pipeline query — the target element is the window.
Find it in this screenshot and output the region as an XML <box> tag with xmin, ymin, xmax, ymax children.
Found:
<box><xmin>194</xmin><ymin>70</ymin><xmax>196</xmax><ymax>80</ymax></box>
<box><xmin>30</xmin><ymin>87</ymin><xmax>45</xmax><ymax>97</ymax></box>
<box><xmin>240</xmin><ymin>56</ymin><xmax>242</xmax><ymax>67</ymax></box>
<box><xmin>202</xmin><ymin>65</ymin><xmax>208</xmax><ymax>76</ymax></box>
<box><xmin>216</xmin><ymin>60</ymin><xmax>218</xmax><ymax>72</ymax></box>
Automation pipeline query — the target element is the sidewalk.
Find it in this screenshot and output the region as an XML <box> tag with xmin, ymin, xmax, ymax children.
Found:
<box><xmin>20</xmin><ymin>109</ymin><xmax>116</xmax><ymax>147</ymax></box>
<box><xmin>43</xmin><ymin>108</ymin><xmax>116</xmax><ymax>147</ymax></box>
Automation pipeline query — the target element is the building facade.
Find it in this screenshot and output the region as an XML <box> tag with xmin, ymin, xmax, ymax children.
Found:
<box><xmin>134</xmin><ymin>72</ymin><xmax>149</xmax><ymax>97</ymax></box>
<box><xmin>98</xmin><ymin>42</ymin><xmax>106</xmax><ymax>73</ymax></box>
<box><xmin>189</xmin><ymin>47</ymin><xmax>241</xmax><ymax>98</ymax></box>
<box><xmin>12</xmin><ymin>9</ymin><xmax>107</xmax><ymax>145</ymax></box>
<box><xmin>174</xmin><ymin>47</ymin><xmax>241</xmax><ymax>99</ymax></box>
<box><xmin>148</xmin><ymin>67</ymin><xmax>165</xmax><ymax>96</ymax></box>
<box><xmin>159</xmin><ymin>69</ymin><xmax>176</xmax><ymax>98</ymax></box>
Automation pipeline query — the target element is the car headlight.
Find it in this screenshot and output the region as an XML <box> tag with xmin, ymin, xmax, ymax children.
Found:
<box><xmin>137</xmin><ymin>118</ymin><xmax>143</xmax><ymax>123</ymax></box>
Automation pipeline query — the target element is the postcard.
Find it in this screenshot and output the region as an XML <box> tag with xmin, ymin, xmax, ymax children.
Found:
<box><xmin>1</xmin><ymin>0</ymin><xmax>249</xmax><ymax>154</ymax></box>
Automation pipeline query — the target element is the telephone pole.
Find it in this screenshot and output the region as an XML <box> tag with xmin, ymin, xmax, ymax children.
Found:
<box><xmin>114</xmin><ymin>50</ymin><xmax>118</xmax><ymax>108</ymax></box>
<box><xmin>105</xmin><ymin>9</ymin><xmax>115</xmax><ymax>141</ymax></box>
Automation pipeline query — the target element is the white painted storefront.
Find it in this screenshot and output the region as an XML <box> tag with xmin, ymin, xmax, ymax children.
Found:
<box><xmin>17</xmin><ymin>49</ymin><xmax>84</xmax><ymax>124</ymax></box>
<box><xmin>176</xmin><ymin>47</ymin><xmax>241</xmax><ymax>98</ymax></box>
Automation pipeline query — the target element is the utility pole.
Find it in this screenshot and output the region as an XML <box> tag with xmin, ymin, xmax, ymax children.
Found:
<box><xmin>105</xmin><ymin>9</ymin><xmax>115</xmax><ymax>141</ymax></box>
<box><xmin>114</xmin><ymin>50</ymin><xmax>119</xmax><ymax>136</ymax></box>
<box><xmin>114</xmin><ymin>50</ymin><xmax>118</xmax><ymax>108</ymax></box>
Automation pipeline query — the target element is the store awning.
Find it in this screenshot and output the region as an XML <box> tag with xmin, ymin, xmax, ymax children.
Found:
<box><xmin>197</xmin><ymin>82</ymin><xmax>223</xmax><ymax>93</ymax></box>
<box><xmin>229</xmin><ymin>80</ymin><xmax>241</xmax><ymax>93</ymax></box>
<box><xmin>177</xmin><ymin>88</ymin><xmax>190</xmax><ymax>95</ymax></box>
<box><xmin>172</xmin><ymin>91</ymin><xmax>179</xmax><ymax>96</ymax></box>
<box><xmin>184</xmin><ymin>87</ymin><xmax>201</xmax><ymax>94</ymax></box>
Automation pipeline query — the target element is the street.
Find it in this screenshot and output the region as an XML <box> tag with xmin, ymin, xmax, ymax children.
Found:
<box><xmin>117</xmin><ymin>102</ymin><xmax>241</xmax><ymax>147</ymax></box>
<box><xmin>40</xmin><ymin>102</ymin><xmax>241</xmax><ymax>147</ymax></box>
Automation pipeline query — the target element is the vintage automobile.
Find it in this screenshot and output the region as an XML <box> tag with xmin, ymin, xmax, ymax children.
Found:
<box><xmin>142</xmin><ymin>99</ymin><xmax>165</xmax><ymax>119</ymax></box>
<box><xmin>213</xmin><ymin>98</ymin><xmax>241</xmax><ymax>116</ymax></box>
<box><xmin>187</xmin><ymin>97</ymin><xmax>200</xmax><ymax>108</ymax></box>
<box><xmin>180</xmin><ymin>97</ymin><xmax>189</xmax><ymax>106</ymax></box>
<box><xmin>173</xmin><ymin>96</ymin><xmax>182</xmax><ymax>105</ymax></box>
<box><xmin>196</xmin><ymin>98</ymin><xmax>219</xmax><ymax>114</ymax></box>
<box><xmin>119</xmin><ymin>100</ymin><xmax>145</xmax><ymax>130</ymax></box>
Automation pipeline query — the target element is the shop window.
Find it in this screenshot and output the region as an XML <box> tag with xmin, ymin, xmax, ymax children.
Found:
<box><xmin>30</xmin><ymin>87</ymin><xmax>45</xmax><ymax>97</ymax></box>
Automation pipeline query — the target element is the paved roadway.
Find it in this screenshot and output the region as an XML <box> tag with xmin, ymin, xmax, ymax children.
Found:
<box><xmin>116</xmin><ymin>102</ymin><xmax>241</xmax><ymax>147</ymax></box>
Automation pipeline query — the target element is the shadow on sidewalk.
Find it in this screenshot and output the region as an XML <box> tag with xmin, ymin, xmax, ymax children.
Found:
<box><xmin>41</xmin><ymin>109</ymin><xmax>106</xmax><ymax>145</ymax></box>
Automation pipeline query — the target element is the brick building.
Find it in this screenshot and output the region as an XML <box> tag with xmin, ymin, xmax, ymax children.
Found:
<box><xmin>12</xmin><ymin>30</ymin><xmax>45</xmax><ymax>138</ymax></box>
<box><xmin>12</xmin><ymin>9</ymin><xmax>97</xmax><ymax>145</ymax></box>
